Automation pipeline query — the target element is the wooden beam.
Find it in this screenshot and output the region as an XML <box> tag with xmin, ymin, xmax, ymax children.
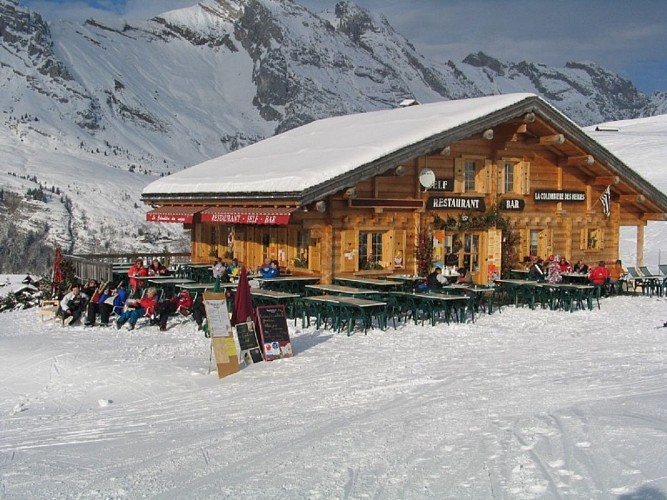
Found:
<box><xmin>641</xmin><ymin>213</ymin><xmax>667</xmax><ymax>221</ymax></box>
<box><xmin>561</xmin><ymin>155</ymin><xmax>594</xmax><ymax>167</ymax></box>
<box><xmin>523</xmin><ymin>112</ymin><xmax>536</xmax><ymax>123</ymax></box>
<box><xmin>591</xmin><ymin>176</ymin><xmax>620</xmax><ymax>186</ymax></box>
<box><xmin>618</xmin><ymin>194</ymin><xmax>646</xmax><ymax>204</ymax></box>
<box><xmin>636</xmin><ymin>225</ymin><xmax>644</xmax><ymax>267</ymax></box>
<box><xmin>538</xmin><ymin>134</ymin><xmax>565</xmax><ymax>145</ymax></box>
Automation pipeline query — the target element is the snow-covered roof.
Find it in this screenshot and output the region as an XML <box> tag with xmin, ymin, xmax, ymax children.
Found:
<box><xmin>142</xmin><ymin>92</ymin><xmax>667</xmax><ymax>212</ymax></box>
<box><xmin>142</xmin><ymin>93</ymin><xmax>538</xmax><ymax>202</ymax></box>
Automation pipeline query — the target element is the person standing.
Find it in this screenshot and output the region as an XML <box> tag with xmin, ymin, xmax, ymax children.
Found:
<box><xmin>128</xmin><ymin>258</ymin><xmax>148</xmax><ymax>297</ymax></box>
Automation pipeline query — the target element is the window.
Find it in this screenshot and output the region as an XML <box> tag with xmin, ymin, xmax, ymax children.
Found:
<box><xmin>586</xmin><ymin>228</ymin><xmax>602</xmax><ymax>250</ymax></box>
<box><xmin>499</xmin><ymin>159</ymin><xmax>530</xmax><ymax>194</ymax></box>
<box><xmin>464</xmin><ymin>160</ymin><xmax>476</xmax><ymax>191</ymax></box>
<box><xmin>295</xmin><ymin>230</ymin><xmax>310</xmax><ymax>268</ymax></box>
<box><xmin>529</xmin><ymin>230</ymin><xmax>540</xmax><ymax>257</ymax></box>
<box><xmin>359</xmin><ymin>231</ymin><xmax>383</xmax><ymax>270</ymax></box>
<box><xmin>504</xmin><ymin>161</ymin><xmax>514</xmax><ymax>192</ymax></box>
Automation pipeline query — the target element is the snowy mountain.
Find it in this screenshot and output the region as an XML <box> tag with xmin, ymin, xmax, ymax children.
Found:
<box><xmin>1</xmin><ymin>0</ymin><xmax>666</xmax><ymax>273</ymax></box>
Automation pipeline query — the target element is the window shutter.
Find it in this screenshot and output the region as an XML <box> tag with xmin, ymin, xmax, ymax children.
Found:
<box><xmin>579</xmin><ymin>228</ymin><xmax>587</xmax><ymax>251</ymax></box>
<box><xmin>454</xmin><ymin>158</ymin><xmax>465</xmax><ymax>193</ymax></box>
<box><xmin>519</xmin><ymin>160</ymin><xmax>531</xmax><ymax>195</ymax></box>
<box><xmin>520</xmin><ymin>229</ymin><xmax>530</xmax><ymax>259</ymax></box>
<box><xmin>340</xmin><ymin>229</ymin><xmax>357</xmax><ymax>273</ymax></box>
<box><xmin>497</xmin><ymin>162</ymin><xmax>506</xmax><ymax>195</ymax></box>
<box><xmin>483</xmin><ymin>159</ymin><xmax>493</xmax><ymax>194</ymax></box>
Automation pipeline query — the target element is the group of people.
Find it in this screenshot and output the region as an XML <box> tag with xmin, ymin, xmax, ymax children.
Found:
<box><xmin>59</xmin><ymin>279</ymin><xmax>128</xmax><ymax>327</ymax></box>
<box><xmin>258</xmin><ymin>258</ymin><xmax>281</xmax><ymax>278</ymax></box>
<box><xmin>128</xmin><ymin>258</ymin><xmax>170</xmax><ymax>295</ymax></box>
<box><xmin>425</xmin><ymin>265</ymin><xmax>473</xmax><ymax>290</ymax></box>
<box><xmin>526</xmin><ymin>256</ymin><xmax>625</xmax><ymax>292</ymax></box>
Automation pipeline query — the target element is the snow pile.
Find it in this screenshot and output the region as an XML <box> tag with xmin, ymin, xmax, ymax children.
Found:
<box><xmin>1</xmin><ymin>273</ymin><xmax>666</xmax><ymax>498</ymax></box>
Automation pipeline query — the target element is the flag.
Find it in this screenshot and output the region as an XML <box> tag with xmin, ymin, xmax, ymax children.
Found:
<box><xmin>599</xmin><ymin>185</ymin><xmax>611</xmax><ymax>217</ymax></box>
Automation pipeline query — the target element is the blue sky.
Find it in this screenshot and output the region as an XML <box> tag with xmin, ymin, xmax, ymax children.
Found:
<box><xmin>21</xmin><ymin>0</ymin><xmax>667</xmax><ymax>94</ymax></box>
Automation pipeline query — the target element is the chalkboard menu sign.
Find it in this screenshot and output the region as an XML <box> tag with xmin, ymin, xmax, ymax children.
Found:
<box><xmin>256</xmin><ymin>305</ymin><xmax>293</xmax><ymax>361</ymax></box>
<box><xmin>234</xmin><ymin>321</ymin><xmax>263</xmax><ymax>364</ymax></box>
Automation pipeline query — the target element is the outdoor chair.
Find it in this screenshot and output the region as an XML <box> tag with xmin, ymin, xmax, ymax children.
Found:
<box><xmin>638</xmin><ymin>266</ymin><xmax>663</xmax><ymax>296</ymax></box>
<box><xmin>625</xmin><ymin>267</ymin><xmax>646</xmax><ymax>295</ymax></box>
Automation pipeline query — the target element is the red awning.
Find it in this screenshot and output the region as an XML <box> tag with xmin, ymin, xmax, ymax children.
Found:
<box><xmin>145</xmin><ymin>206</ymin><xmax>207</xmax><ymax>223</ymax></box>
<box><xmin>201</xmin><ymin>207</ymin><xmax>297</xmax><ymax>225</ymax></box>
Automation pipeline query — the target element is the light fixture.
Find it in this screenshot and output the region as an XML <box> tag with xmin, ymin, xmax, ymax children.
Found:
<box><xmin>418</xmin><ymin>168</ymin><xmax>435</xmax><ymax>190</ymax></box>
<box><xmin>482</xmin><ymin>129</ymin><xmax>494</xmax><ymax>140</ymax></box>
<box><xmin>395</xmin><ymin>165</ymin><xmax>405</xmax><ymax>176</ymax></box>
<box><xmin>315</xmin><ymin>200</ymin><xmax>326</xmax><ymax>213</ymax></box>
<box><xmin>344</xmin><ymin>187</ymin><xmax>358</xmax><ymax>199</ymax></box>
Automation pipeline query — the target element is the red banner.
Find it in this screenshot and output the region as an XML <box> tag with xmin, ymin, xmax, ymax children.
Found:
<box><xmin>201</xmin><ymin>212</ymin><xmax>291</xmax><ymax>225</ymax></box>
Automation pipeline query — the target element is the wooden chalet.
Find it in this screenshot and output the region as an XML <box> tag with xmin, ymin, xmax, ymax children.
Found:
<box><xmin>142</xmin><ymin>94</ymin><xmax>667</xmax><ymax>284</ymax></box>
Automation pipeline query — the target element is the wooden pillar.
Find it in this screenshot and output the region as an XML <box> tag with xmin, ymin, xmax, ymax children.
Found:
<box><xmin>636</xmin><ymin>225</ymin><xmax>645</xmax><ymax>267</ymax></box>
<box><xmin>321</xmin><ymin>223</ymin><xmax>333</xmax><ymax>284</ymax></box>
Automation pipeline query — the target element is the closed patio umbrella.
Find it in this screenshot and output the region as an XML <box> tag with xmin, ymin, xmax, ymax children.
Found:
<box><xmin>231</xmin><ymin>266</ymin><xmax>255</xmax><ymax>326</ymax></box>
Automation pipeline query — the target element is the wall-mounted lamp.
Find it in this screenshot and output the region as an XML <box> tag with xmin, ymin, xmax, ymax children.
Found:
<box><xmin>344</xmin><ymin>187</ymin><xmax>358</xmax><ymax>199</ymax></box>
<box><xmin>315</xmin><ymin>200</ymin><xmax>327</xmax><ymax>213</ymax></box>
<box><xmin>482</xmin><ymin>129</ymin><xmax>494</xmax><ymax>140</ymax></box>
<box><xmin>394</xmin><ymin>165</ymin><xmax>405</xmax><ymax>176</ymax></box>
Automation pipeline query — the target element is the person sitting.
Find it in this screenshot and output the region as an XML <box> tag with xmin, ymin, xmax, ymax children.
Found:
<box><xmin>85</xmin><ymin>283</ymin><xmax>128</xmax><ymax>326</ymax></box>
<box><xmin>81</xmin><ymin>279</ymin><xmax>100</xmax><ymax>302</ymax></box>
<box><xmin>456</xmin><ymin>267</ymin><xmax>473</xmax><ymax>284</ymax></box>
<box><xmin>227</xmin><ymin>258</ymin><xmax>240</xmax><ymax>278</ymax></box>
<box><xmin>608</xmin><ymin>259</ymin><xmax>625</xmax><ymax>294</ymax></box>
<box><xmin>558</xmin><ymin>258</ymin><xmax>572</xmax><ymax>273</ymax></box>
<box><xmin>85</xmin><ymin>282</ymin><xmax>112</xmax><ymax>326</ymax></box>
<box><xmin>258</xmin><ymin>258</ymin><xmax>273</xmax><ymax>278</ymax></box>
<box><xmin>60</xmin><ymin>283</ymin><xmax>87</xmax><ymax>326</ymax></box>
<box><xmin>128</xmin><ymin>258</ymin><xmax>148</xmax><ymax>297</ymax></box>
<box><xmin>191</xmin><ymin>293</ymin><xmax>208</xmax><ymax>331</ymax></box>
<box><xmin>116</xmin><ymin>287</ymin><xmax>159</xmax><ymax>331</ymax></box>
<box><xmin>573</xmin><ymin>259</ymin><xmax>589</xmax><ymax>274</ymax></box>
<box><xmin>268</xmin><ymin>260</ymin><xmax>281</xmax><ymax>278</ymax></box>
<box><xmin>527</xmin><ymin>259</ymin><xmax>545</xmax><ymax>281</ymax></box>
<box><xmin>589</xmin><ymin>260</ymin><xmax>610</xmax><ymax>294</ymax></box>
<box><xmin>157</xmin><ymin>289</ymin><xmax>194</xmax><ymax>332</ymax></box>
<box><xmin>147</xmin><ymin>258</ymin><xmax>168</xmax><ymax>276</ymax></box>
<box><xmin>212</xmin><ymin>258</ymin><xmax>230</xmax><ymax>284</ymax></box>
<box><xmin>109</xmin><ymin>284</ymin><xmax>129</xmax><ymax>317</ymax></box>
<box><xmin>426</xmin><ymin>267</ymin><xmax>445</xmax><ymax>290</ymax></box>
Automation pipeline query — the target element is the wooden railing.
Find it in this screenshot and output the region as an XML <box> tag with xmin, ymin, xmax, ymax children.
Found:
<box><xmin>64</xmin><ymin>252</ymin><xmax>191</xmax><ymax>283</ymax></box>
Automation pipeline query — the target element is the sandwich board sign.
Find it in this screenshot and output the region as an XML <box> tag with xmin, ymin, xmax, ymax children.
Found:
<box><xmin>234</xmin><ymin>321</ymin><xmax>263</xmax><ymax>365</ymax></box>
<box><xmin>203</xmin><ymin>292</ymin><xmax>239</xmax><ymax>378</ymax></box>
<box><xmin>255</xmin><ymin>305</ymin><xmax>293</xmax><ymax>361</ymax></box>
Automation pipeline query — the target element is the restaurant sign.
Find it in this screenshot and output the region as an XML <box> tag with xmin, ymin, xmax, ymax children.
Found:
<box><xmin>427</xmin><ymin>196</ymin><xmax>486</xmax><ymax>211</ymax></box>
<box><xmin>430</xmin><ymin>178</ymin><xmax>454</xmax><ymax>192</ymax></box>
<box><xmin>499</xmin><ymin>198</ymin><xmax>525</xmax><ymax>211</ymax></box>
<box><xmin>534</xmin><ymin>190</ymin><xmax>586</xmax><ymax>202</ymax></box>
<box><xmin>202</xmin><ymin>212</ymin><xmax>291</xmax><ymax>225</ymax></box>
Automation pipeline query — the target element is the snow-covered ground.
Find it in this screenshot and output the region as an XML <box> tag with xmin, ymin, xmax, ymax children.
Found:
<box><xmin>1</xmin><ymin>274</ymin><xmax>666</xmax><ymax>499</ymax></box>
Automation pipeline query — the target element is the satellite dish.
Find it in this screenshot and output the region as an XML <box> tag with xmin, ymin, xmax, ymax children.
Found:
<box><xmin>419</xmin><ymin>168</ymin><xmax>436</xmax><ymax>189</ymax></box>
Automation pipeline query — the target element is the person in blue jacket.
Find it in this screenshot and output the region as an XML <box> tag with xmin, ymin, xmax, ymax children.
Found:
<box><xmin>260</xmin><ymin>259</ymin><xmax>280</xmax><ymax>278</ymax></box>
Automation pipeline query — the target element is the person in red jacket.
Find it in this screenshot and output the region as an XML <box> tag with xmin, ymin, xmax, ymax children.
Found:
<box><xmin>116</xmin><ymin>287</ymin><xmax>159</xmax><ymax>330</ymax></box>
<box><xmin>157</xmin><ymin>289</ymin><xmax>194</xmax><ymax>332</ymax></box>
<box><xmin>589</xmin><ymin>260</ymin><xmax>610</xmax><ymax>286</ymax></box>
<box><xmin>128</xmin><ymin>258</ymin><xmax>148</xmax><ymax>296</ymax></box>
